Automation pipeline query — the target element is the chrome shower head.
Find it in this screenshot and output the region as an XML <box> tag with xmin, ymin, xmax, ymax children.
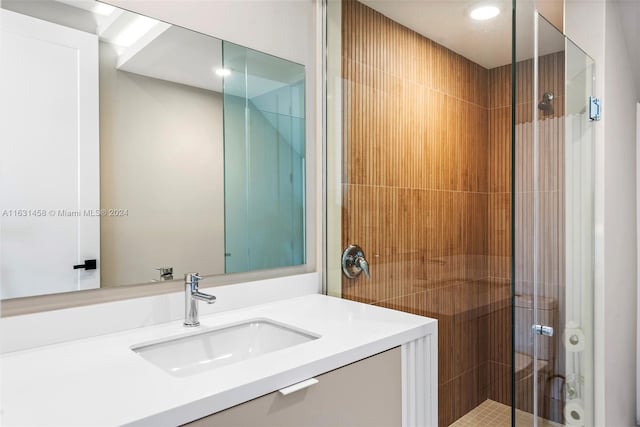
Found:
<box><xmin>538</xmin><ymin>91</ymin><xmax>554</xmax><ymax>115</ymax></box>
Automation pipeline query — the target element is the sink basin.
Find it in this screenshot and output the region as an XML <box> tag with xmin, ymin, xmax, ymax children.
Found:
<box><xmin>132</xmin><ymin>319</ymin><xmax>319</xmax><ymax>377</ymax></box>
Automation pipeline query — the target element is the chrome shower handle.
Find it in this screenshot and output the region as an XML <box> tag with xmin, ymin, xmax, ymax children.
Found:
<box><xmin>342</xmin><ymin>245</ymin><xmax>371</xmax><ymax>280</ymax></box>
<box><xmin>355</xmin><ymin>256</ymin><xmax>370</xmax><ymax>279</ymax></box>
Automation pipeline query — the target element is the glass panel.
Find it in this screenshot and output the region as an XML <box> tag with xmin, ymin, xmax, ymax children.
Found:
<box><xmin>223</xmin><ymin>41</ymin><xmax>306</xmax><ymax>273</ymax></box>
<box><xmin>515</xmin><ymin>11</ymin><xmax>566</xmax><ymax>426</ymax></box>
<box><xmin>513</xmin><ymin>3</ymin><xmax>537</xmax><ymax>424</ymax></box>
<box><xmin>514</xmin><ymin>11</ymin><xmax>595</xmax><ymax>427</ymax></box>
<box><xmin>563</xmin><ymin>36</ymin><xmax>595</xmax><ymax>427</ymax></box>
<box><xmin>533</xmin><ymin>14</ymin><xmax>565</xmax><ymax>425</ymax></box>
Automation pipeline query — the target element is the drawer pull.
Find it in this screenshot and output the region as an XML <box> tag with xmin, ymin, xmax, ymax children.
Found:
<box><xmin>278</xmin><ymin>378</ymin><xmax>319</xmax><ymax>396</ymax></box>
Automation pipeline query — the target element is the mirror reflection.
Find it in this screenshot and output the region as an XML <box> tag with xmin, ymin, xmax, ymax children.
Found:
<box><xmin>223</xmin><ymin>42</ymin><xmax>306</xmax><ymax>273</ymax></box>
<box><xmin>0</xmin><ymin>1</ymin><xmax>306</xmax><ymax>300</ymax></box>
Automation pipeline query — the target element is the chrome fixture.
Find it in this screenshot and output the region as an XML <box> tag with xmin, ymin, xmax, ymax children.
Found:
<box><xmin>532</xmin><ymin>324</ymin><xmax>554</xmax><ymax>337</ymax></box>
<box><xmin>184</xmin><ymin>273</ymin><xmax>216</xmax><ymax>327</ymax></box>
<box><xmin>342</xmin><ymin>245</ymin><xmax>370</xmax><ymax>279</ymax></box>
<box><xmin>156</xmin><ymin>267</ymin><xmax>173</xmax><ymax>281</ymax></box>
<box><xmin>538</xmin><ymin>91</ymin><xmax>554</xmax><ymax>115</ymax></box>
<box><xmin>589</xmin><ymin>96</ymin><xmax>601</xmax><ymax>121</ymax></box>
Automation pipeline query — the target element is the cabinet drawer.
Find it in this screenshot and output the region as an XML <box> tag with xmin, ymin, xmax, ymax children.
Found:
<box><xmin>184</xmin><ymin>347</ymin><xmax>402</xmax><ymax>427</ymax></box>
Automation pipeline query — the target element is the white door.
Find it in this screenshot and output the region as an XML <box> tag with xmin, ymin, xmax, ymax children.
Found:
<box><xmin>0</xmin><ymin>9</ymin><xmax>100</xmax><ymax>299</ymax></box>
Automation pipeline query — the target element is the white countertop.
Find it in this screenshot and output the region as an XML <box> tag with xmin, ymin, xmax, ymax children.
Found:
<box><xmin>0</xmin><ymin>294</ymin><xmax>436</xmax><ymax>426</ymax></box>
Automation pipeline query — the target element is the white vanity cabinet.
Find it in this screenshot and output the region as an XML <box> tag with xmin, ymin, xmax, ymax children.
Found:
<box><xmin>184</xmin><ymin>348</ymin><xmax>402</xmax><ymax>427</ymax></box>
<box><xmin>0</xmin><ymin>295</ymin><xmax>437</xmax><ymax>427</ymax></box>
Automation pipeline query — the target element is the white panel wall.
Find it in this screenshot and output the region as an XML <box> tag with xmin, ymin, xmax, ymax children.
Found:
<box><xmin>602</xmin><ymin>3</ymin><xmax>638</xmax><ymax>424</ymax></box>
<box><xmin>566</xmin><ymin>0</ymin><xmax>639</xmax><ymax>424</ymax></box>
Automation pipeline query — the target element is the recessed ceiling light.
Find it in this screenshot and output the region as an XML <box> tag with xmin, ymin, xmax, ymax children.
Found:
<box><xmin>54</xmin><ymin>0</ymin><xmax>115</xmax><ymax>16</ymax></box>
<box><xmin>215</xmin><ymin>68</ymin><xmax>231</xmax><ymax>77</ymax></box>
<box><xmin>111</xmin><ymin>16</ymin><xmax>159</xmax><ymax>47</ymax></box>
<box><xmin>93</xmin><ymin>3</ymin><xmax>116</xmax><ymax>16</ymax></box>
<box><xmin>469</xmin><ymin>4</ymin><xmax>500</xmax><ymax>20</ymax></box>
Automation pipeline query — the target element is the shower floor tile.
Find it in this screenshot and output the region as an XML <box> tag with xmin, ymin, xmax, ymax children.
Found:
<box><xmin>450</xmin><ymin>399</ymin><xmax>563</xmax><ymax>427</ymax></box>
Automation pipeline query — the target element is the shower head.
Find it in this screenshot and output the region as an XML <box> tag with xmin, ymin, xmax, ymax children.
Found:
<box><xmin>538</xmin><ymin>91</ymin><xmax>554</xmax><ymax>115</ymax></box>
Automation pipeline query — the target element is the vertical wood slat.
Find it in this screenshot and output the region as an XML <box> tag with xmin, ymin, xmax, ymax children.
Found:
<box><xmin>341</xmin><ymin>2</ymin><xmax>495</xmax><ymax>426</ymax></box>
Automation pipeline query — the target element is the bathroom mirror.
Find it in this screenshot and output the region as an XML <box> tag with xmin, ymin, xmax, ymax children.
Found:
<box><xmin>0</xmin><ymin>0</ymin><xmax>306</xmax><ymax>300</ymax></box>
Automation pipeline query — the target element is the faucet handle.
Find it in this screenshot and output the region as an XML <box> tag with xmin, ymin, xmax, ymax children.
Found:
<box><xmin>355</xmin><ymin>256</ymin><xmax>370</xmax><ymax>279</ymax></box>
<box><xmin>185</xmin><ymin>272</ymin><xmax>203</xmax><ymax>284</ymax></box>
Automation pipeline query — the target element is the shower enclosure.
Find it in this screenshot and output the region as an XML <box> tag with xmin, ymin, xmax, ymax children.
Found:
<box><xmin>324</xmin><ymin>1</ymin><xmax>595</xmax><ymax>426</ymax></box>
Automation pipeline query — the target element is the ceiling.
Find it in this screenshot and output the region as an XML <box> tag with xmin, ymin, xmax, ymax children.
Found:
<box><xmin>360</xmin><ymin>0</ymin><xmax>564</xmax><ymax>69</ymax></box>
<box><xmin>618</xmin><ymin>0</ymin><xmax>640</xmax><ymax>99</ymax></box>
<box><xmin>116</xmin><ymin>25</ymin><xmax>224</xmax><ymax>93</ymax></box>
<box><xmin>4</xmin><ymin>0</ymin><xmax>589</xmax><ymax>91</ymax></box>
<box><xmin>359</xmin><ymin>0</ymin><xmax>637</xmax><ymax>93</ymax></box>
<box><xmin>2</xmin><ymin>0</ymin><xmax>305</xmax><ymax>96</ymax></box>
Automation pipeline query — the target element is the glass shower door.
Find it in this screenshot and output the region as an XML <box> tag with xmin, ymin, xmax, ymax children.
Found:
<box><xmin>561</xmin><ymin>35</ymin><xmax>595</xmax><ymax>426</ymax></box>
<box><xmin>514</xmin><ymin>11</ymin><xmax>595</xmax><ymax>426</ymax></box>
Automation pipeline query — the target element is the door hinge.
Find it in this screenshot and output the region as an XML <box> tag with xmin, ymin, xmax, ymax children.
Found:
<box><xmin>589</xmin><ymin>96</ymin><xmax>601</xmax><ymax>121</ymax></box>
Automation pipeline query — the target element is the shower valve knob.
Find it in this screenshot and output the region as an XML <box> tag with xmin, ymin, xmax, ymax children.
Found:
<box><xmin>342</xmin><ymin>245</ymin><xmax>370</xmax><ymax>280</ymax></box>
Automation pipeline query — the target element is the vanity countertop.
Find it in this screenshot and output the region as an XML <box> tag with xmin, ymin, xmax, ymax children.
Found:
<box><xmin>0</xmin><ymin>294</ymin><xmax>437</xmax><ymax>426</ymax></box>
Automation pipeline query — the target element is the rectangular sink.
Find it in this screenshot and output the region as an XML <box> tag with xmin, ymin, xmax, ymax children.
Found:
<box><xmin>132</xmin><ymin>319</ymin><xmax>319</xmax><ymax>377</ymax></box>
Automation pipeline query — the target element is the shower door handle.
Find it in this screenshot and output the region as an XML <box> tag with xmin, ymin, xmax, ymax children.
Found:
<box><xmin>532</xmin><ymin>324</ymin><xmax>554</xmax><ymax>337</ymax></box>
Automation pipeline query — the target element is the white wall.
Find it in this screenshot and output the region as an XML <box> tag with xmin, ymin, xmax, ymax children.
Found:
<box><xmin>104</xmin><ymin>0</ymin><xmax>311</xmax><ymax>66</ymax></box>
<box><xmin>602</xmin><ymin>3</ymin><xmax>639</xmax><ymax>424</ymax></box>
<box><xmin>565</xmin><ymin>0</ymin><xmax>639</xmax><ymax>424</ymax></box>
<box><xmin>99</xmin><ymin>43</ymin><xmax>224</xmax><ymax>286</ymax></box>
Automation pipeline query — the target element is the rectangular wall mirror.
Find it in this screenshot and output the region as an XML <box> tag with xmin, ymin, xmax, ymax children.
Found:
<box><xmin>0</xmin><ymin>0</ymin><xmax>306</xmax><ymax>300</ymax></box>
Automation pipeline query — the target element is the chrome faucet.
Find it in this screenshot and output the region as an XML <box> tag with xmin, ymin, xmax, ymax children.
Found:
<box><xmin>184</xmin><ymin>273</ymin><xmax>216</xmax><ymax>327</ymax></box>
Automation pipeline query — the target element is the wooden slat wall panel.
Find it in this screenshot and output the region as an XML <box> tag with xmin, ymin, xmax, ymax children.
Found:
<box><xmin>341</xmin><ymin>1</ymin><xmax>564</xmax><ymax>424</ymax></box>
<box><xmin>486</xmin><ymin>63</ymin><xmax>514</xmax><ymax>409</ymax></box>
<box><xmin>341</xmin><ymin>2</ymin><xmax>498</xmax><ymax>426</ymax></box>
